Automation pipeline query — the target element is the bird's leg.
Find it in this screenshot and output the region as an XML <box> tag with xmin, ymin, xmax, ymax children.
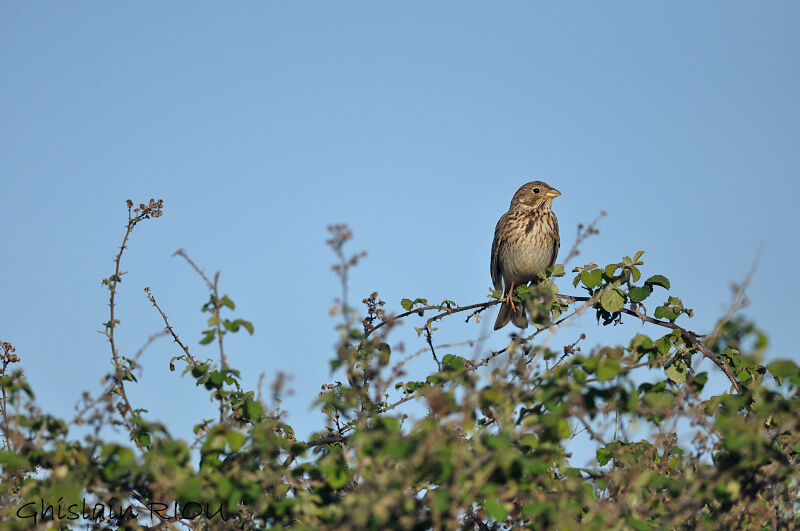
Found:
<box><xmin>505</xmin><ymin>282</ymin><xmax>517</xmax><ymax>312</ymax></box>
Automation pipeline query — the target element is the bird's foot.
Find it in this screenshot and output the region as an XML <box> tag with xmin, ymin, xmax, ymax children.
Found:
<box><xmin>505</xmin><ymin>282</ymin><xmax>517</xmax><ymax>312</ymax></box>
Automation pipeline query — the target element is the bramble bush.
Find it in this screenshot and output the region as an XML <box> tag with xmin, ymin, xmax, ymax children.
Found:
<box><xmin>0</xmin><ymin>200</ymin><xmax>798</xmax><ymax>529</ymax></box>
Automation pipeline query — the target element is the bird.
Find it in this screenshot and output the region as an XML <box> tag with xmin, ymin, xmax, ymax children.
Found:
<box><xmin>491</xmin><ymin>181</ymin><xmax>561</xmax><ymax>330</ymax></box>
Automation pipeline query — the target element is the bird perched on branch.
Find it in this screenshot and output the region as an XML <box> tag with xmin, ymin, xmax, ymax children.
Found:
<box><xmin>491</xmin><ymin>181</ymin><xmax>561</xmax><ymax>330</ymax></box>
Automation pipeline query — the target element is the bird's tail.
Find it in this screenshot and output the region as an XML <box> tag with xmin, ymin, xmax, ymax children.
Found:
<box><xmin>494</xmin><ymin>292</ymin><xmax>528</xmax><ymax>330</ymax></box>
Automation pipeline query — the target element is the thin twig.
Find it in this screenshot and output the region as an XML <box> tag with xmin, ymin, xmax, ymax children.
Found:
<box><xmin>173</xmin><ymin>251</ymin><xmax>228</xmax><ymax>410</ymax></box>
<box><xmin>367</xmin><ymin>300</ymin><xmax>500</xmax><ymax>339</ymax></box>
<box><xmin>563</xmin><ymin>211</ymin><xmax>606</xmax><ymax>265</ymax></box>
<box><xmin>705</xmin><ymin>245</ymin><xmax>762</xmax><ymax>346</ymax></box>
<box><xmin>173</xmin><ymin>248</ymin><xmax>214</xmax><ymax>290</ymax></box>
<box><xmin>304</xmin><ymin>434</ymin><xmax>348</xmax><ymax>448</ymax></box>
<box><xmin>144</xmin><ymin>287</ymin><xmax>198</xmax><ymax>365</ymax></box>
<box><xmin>574</xmin><ymin>412</ymin><xmax>608</xmax><ymax>446</ymax></box>
<box><xmin>212</xmin><ymin>272</ymin><xmax>228</xmax><ymax>370</ymax></box>
<box><xmin>424</xmin><ymin>328</ymin><xmax>441</xmax><ymax>370</ymax></box>
<box><xmin>132</xmin><ymin>330</ymin><xmax>170</xmax><ymax>363</ymax></box>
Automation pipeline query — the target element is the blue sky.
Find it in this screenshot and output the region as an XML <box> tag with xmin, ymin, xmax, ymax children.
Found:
<box><xmin>2</xmin><ymin>3</ymin><xmax>799</xmax><ymax>459</ymax></box>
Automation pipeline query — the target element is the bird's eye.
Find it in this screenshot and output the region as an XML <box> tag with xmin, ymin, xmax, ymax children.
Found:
<box><xmin>533</xmin><ymin>188</ymin><xmax>540</xmax><ymax>194</ymax></box>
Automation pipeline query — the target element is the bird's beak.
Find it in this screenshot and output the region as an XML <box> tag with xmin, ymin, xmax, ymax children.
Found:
<box><xmin>545</xmin><ymin>189</ymin><xmax>561</xmax><ymax>199</ymax></box>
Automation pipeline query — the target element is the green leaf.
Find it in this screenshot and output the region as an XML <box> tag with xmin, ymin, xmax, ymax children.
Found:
<box><xmin>226</xmin><ymin>430</ymin><xmax>246</xmax><ymax>451</ymax></box>
<box><xmin>378</xmin><ymin>343</ymin><xmax>391</xmax><ymax>366</ymax></box>
<box><xmin>723</xmin><ymin>434</ymin><xmax>748</xmax><ymax>452</ymax></box>
<box><xmin>600</xmin><ymin>289</ymin><xmax>625</xmax><ymax>313</ymax></box>
<box><xmin>522</xmin><ymin>502</ymin><xmax>552</xmax><ymax>518</ymax></box>
<box><xmin>378</xmin><ymin>416</ymin><xmax>400</xmax><ymax>432</ymax></box>
<box><xmin>245</xmin><ymin>400</ymin><xmax>263</xmax><ymax>422</ymax></box>
<box><xmin>548</xmin><ymin>263</ymin><xmax>565</xmax><ymax>277</ymax></box>
<box><xmin>220</xmin><ymin>295</ymin><xmax>235</xmax><ymax>310</ymax></box>
<box><xmin>434</xmin><ymin>489</ymin><xmax>450</xmax><ymax>513</ymax></box>
<box><xmin>665</xmin><ymin>359</ymin><xmax>687</xmax><ymax>384</ymax></box>
<box><xmin>199</xmin><ymin>330</ymin><xmax>215</xmax><ymax>345</ymax></box>
<box><xmin>645</xmin><ymin>275</ymin><xmax>670</xmax><ymax>290</ymax></box>
<box><xmin>628</xmin><ymin>285</ymin><xmax>652</xmax><ymax>303</ymax></box>
<box><xmin>581</xmin><ymin>269</ymin><xmax>603</xmax><ymax>289</ymax></box>
<box><xmin>179</xmin><ymin>478</ymin><xmax>202</xmax><ymax>500</ymax></box>
<box><xmin>556</xmin><ymin>418</ymin><xmax>571</xmax><ymax>439</ymax></box>
<box><xmin>627</xmin><ymin>516</ymin><xmax>654</xmax><ymax>531</ymax></box>
<box><xmin>694</xmin><ymin>372</ymin><xmax>709</xmax><ymax>385</ymax></box>
<box><xmin>484</xmin><ymin>499</ymin><xmax>508</xmax><ymax>521</ymax></box>
<box><xmin>442</xmin><ymin>354</ymin><xmax>467</xmax><ymax>371</ymax></box>
<box><xmin>597</xmin><ymin>358</ymin><xmax>622</xmax><ymax>381</ymax></box>
<box><xmin>767</xmin><ymin>360</ymin><xmax>798</xmax><ymax>379</ymax></box>
<box><xmin>401</xmin><ymin>298</ymin><xmax>413</xmax><ymax>311</ymax></box>
<box><xmin>604</xmin><ymin>263</ymin><xmax>619</xmax><ymax>277</ymax></box>
<box><xmin>630</xmin><ymin>266</ymin><xmax>642</xmax><ymax>283</ymax></box>
<box><xmin>654</xmin><ymin>306</ymin><xmax>678</xmax><ymax>321</ymax></box>
<box><xmin>191</xmin><ymin>364</ymin><xmax>208</xmax><ymax>378</ymax></box>
<box><xmin>596</xmin><ymin>447</ymin><xmax>612</xmax><ymax>466</ymax></box>
<box><xmin>515</xmin><ymin>285</ymin><xmax>531</xmax><ymax>302</ymax></box>
<box><xmin>0</xmin><ymin>451</ymin><xmax>25</xmax><ymax>468</ymax></box>
<box><xmin>326</xmin><ymin>465</ymin><xmax>349</xmax><ymax>489</ymax></box>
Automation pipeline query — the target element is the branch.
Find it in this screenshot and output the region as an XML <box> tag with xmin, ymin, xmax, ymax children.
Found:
<box><xmin>563</xmin><ymin>211</ymin><xmax>606</xmax><ymax>265</ymax></box>
<box><xmin>304</xmin><ymin>285</ymin><xmax>741</xmax><ymax>451</ymax></box>
<box><xmin>173</xmin><ymin>248</ymin><xmax>214</xmax><ymax>291</ymax></box>
<box><xmin>366</xmin><ymin>300</ymin><xmax>500</xmax><ymax>339</ymax></box>
<box><xmin>562</xmin><ymin>295</ymin><xmax>741</xmax><ymax>393</ymax></box>
<box><xmin>103</xmin><ymin>199</ymin><xmax>163</xmax><ymax>447</ymax></box>
<box><xmin>705</xmin><ymin>245</ymin><xmax>761</xmax><ymax>346</ymax></box>
<box><xmin>173</xmin><ymin>250</ymin><xmax>228</xmax><ymax>373</ymax></box>
<box><xmin>144</xmin><ymin>287</ymin><xmax>198</xmax><ymax>365</ymax></box>
<box><xmin>574</xmin><ymin>412</ymin><xmax>608</xmax><ymax>446</ymax></box>
<box><xmin>303</xmin><ymin>434</ymin><xmax>348</xmax><ymax>448</ymax></box>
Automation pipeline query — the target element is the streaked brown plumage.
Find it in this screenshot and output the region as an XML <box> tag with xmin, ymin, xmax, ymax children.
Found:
<box><xmin>491</xmin><ymin>181</ymin><xmax>561</xmax><ymax>330</ymax></box>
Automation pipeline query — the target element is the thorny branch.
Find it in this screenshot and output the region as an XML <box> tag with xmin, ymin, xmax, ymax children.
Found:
<box><xmin>173</xmin><ymin>250</ymin><xmax>228</xmax><ymax>372</ymax></box>
<box><xmin>103</xmin><ymin>199</ymin><xmax>163</xmax><ymax>448</ymax></box>
<box><xmin>0</xmin><ymin>342</ymin><xmax>21</xmax><ymax>451</ymax></box>
<box><xmin>562</xmin><ymin>295</ymin><xmax>741</xmax><ymax>393</ymax></box>
<box><xmin>366</xmin><ymin>300</ymin><xmax>500</xmax><ymax>339</ymax></box>
<box><xmin>302</xmin><ymin>283</ymin><xmax>745</xmax><ymax>449</ymax></box>
<box><xmin>144</xmin><ymin>287</ymin><xmax>198</xmax><ymax>365</ymax></box>
<box><xmin>705</xmin><ymin>245</ymin><xmax>762</xmax><ymax>347</ymax></box>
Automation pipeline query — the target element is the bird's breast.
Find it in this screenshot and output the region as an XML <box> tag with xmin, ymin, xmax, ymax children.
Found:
<box><xmin>499</xmin><ymin>212</ymin><xmax>558</xmax><ymax>284</ymax></box>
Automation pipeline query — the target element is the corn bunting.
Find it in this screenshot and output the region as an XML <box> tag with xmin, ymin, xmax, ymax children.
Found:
<box><xmin>491</xmin><ymin>181</ymin><xmax>561</xmax><ymax>330</ymax></box>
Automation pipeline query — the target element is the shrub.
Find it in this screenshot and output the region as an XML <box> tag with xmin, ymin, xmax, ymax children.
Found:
<box><xmin>0</xmin><ymin>200</ymin><xmax>796</xmax><ymax>530</ymax></box>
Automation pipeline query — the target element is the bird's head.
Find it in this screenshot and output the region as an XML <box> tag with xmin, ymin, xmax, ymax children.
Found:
<box><xmin>510</xmin><ymin>181</ymin><xmax>561</xmax><ymax>210</ymax></box>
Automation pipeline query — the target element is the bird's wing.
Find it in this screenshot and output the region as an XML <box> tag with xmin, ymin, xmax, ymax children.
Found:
<box><xmin>490</xmin><ymin>214</ymin><xmax>505</xmax><ymax>292</ymax></box>
<box><xmin>548</xmin><ymin>215</ymin><xmax>560</xmax><ymax>268</ymax></box>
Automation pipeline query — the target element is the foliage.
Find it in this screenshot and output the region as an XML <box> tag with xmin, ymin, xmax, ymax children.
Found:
<box><xmin>0</xmin><ymin>201</ymin><xmax>797</xmax><ymax>530</ymax></box>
